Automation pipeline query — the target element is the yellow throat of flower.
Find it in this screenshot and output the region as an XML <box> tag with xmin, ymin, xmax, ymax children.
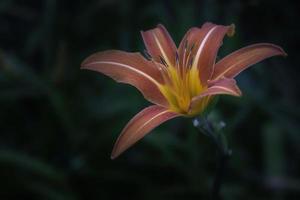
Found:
<box><xmin>157</xmin><ymin>61</ymin><xmax>210</xmax><ymax>117</ymax></box>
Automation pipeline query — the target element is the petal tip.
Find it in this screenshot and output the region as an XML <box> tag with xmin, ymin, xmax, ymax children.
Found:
<box><xmin>81</xmin><ymin>54</ymin><xmax>98</xmax><ymax>70</ymax></box>
<box><xmin>80</xmin><ymin>58</ymin><xmax>89</xmax><ymax>69</ymax></box>
<box><xmin>236</xmin><ymin>88</ymin><xmax>242</xmax><ymax>96</ymax></box>
<box><xmin>269</xmin><ymin>44</ymin><xmax>288</xmax><ymax>57</ymax></box>
<box><xmin>110</xmin><ymin>153</ymin><xmax>117</xmax><ymax>160</ymax></box>
<box><xmin>227</xmin><ymin>24</ymin><xmax>235</xmax><ymax>37</ymax></box>
<box><xmin>80</xmin><ymin>62</ymin><xmax>88</xmax><ymax>70</ymax></box>
<box><xmin>281</xmin><ymin>49</ymin><xmax>288</xmax><ymax>57</ymax></box>
<box><xmin>110</xmin><ymin>138</ymin><xmax>123</xmax><ymax>159</ymax></box>
<box><xmin>110</xmin><ymin>146</ymin><xmax>120</xmax><ymax>160</ymax></box>
<box><xmin>157</xmin><ymin>24</ymin><xmax>165</xmax><ymax>29</ymax></box>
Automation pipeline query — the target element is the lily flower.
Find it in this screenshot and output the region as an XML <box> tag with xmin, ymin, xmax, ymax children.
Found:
<box><xmin>81</xmin><ymin>22</ymin><xmax>286</xmax><ymax>159</ymax></box>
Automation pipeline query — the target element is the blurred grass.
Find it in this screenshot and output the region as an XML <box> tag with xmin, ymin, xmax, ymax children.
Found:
<box><xmin>0</xmin><ymin>0</ymin><xmax>299</xmax><ymax>199</ymax></box>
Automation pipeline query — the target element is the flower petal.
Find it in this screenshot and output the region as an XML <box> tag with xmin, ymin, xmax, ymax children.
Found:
<box><xmin>189</xmin><ymin>78</ymin><xmax>241</xmax><ymax>112</ymax></box>
<box><xmin>141</xmin><ymin>24</ymin><xmax>177</xmax><ymax>67</ymax></box>
<box><xmin>212</xmin><ymin>43</ymin><xmax>287</xmax><ymax>80</ymax></box>
<box><xmin>178</xmin><ymin>22</ymin><xmax>235</xmax><ymax>85</ymax></box>
<box><xmin>111</xmin><ymin>105</ymin><xmax>180</xmax><ymax>159</ymax></box>
<box><xmin>81</xmin><ymin>50</ymin><xmax>168</xmax><ymax>107</ymax></box>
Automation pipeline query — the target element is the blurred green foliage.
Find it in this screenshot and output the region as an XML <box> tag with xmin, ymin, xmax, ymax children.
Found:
<box><xmin>0</xmin><ymin>0</ymin><xmax>299</xmax><ymax>199</ymax></box>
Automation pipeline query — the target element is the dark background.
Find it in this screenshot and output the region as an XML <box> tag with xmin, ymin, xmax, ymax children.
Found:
<box><xmin>0</xmin><ymin>0</ymin><xmax>299</xmax><ymax>199</ymax></box>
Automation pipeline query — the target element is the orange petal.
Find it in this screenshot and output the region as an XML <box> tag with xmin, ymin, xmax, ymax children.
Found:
<box><xmin>141</xmin><ymin>24</ymin><xmax>177</xmax><ymax>67</ymax></box>
<box><xmin>212</xmin><ymin>43</ymin><xmax>287</xmax><ymax>80</ymax></box>
<box><xmin>189</xmin><ymin>78</ymin><xmax>241</xmax><ymax>111</ymax></box>
<box><xmin>111</xmin><ymin>105</ymin><xmax>180</xmax><ymax>159</ymax></box>
<box><xmin>178</xmin><ymin>22</ymin><xmax>235</xmax><ymax>85</ymax></box>
<box><xmin>81</xmin><ymin>50</ymin><xmax>168</xmax><ymax>107</ymax></box>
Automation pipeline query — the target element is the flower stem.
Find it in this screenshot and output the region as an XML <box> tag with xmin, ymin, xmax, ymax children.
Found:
<box><xmin>211</xmin><ymin>150</ymin><xmax>230</xmax><ymax>200</ymax></box>
<box><xmin>192</xmin><ymin>117</ymin><xmax>231</xmax><ymax>200</ymax></box>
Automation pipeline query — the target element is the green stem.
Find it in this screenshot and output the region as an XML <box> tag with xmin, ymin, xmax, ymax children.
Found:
<box><xmin>193</xmin><ymin>117</ymin><xmax>231</xmax><ymax>200</ymax></box>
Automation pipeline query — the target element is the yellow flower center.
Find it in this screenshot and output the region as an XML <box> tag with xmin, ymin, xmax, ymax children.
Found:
<box><xmin>157</xmin><ymin>59</ymin><xmax>210</xmax><ymax>116</ymax></box>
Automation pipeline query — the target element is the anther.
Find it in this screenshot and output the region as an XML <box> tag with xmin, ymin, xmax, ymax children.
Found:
<box><xmin>190</xmin><ymin>43</ymin><xmax>195</xmax><ymax>51</ymax></box>
<box><xmin>189</xmin><ymin>57</ymin><xmax>194</xmax><ymax>67</ymax></box>
<box><xmin>175</xmin><ymin>51</ymin><xmax>179</xmax><ymax>63</ymax></box>
<box><xmin>143</xmin><ymin>50</ymin><xmax>152</xmax><ymax>60</ymax></box>
<box><xmin>159</xmin><ymin>56</ymin><xmax>168</xmax><ymax>67</ymax></box>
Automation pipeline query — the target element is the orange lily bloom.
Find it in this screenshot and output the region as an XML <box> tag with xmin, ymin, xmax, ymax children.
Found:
<box><xmin>81</xmin><ymin>22</ymin><xmax>286</xmax><ymax>159</ymax></box>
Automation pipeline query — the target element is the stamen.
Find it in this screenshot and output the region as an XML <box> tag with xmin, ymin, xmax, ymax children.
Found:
<box><xmin>151</xmin><ymin>59</ymin><xmax>165</xmax><ymax>72</ymax></box>
<box><xmin>182</xmin><ymin>42</ymin><xmax>195</xmax><ymax>71</ymax></box>
<box><xmin>159</xmin><ymin>56</ymin><xmax>168</xmax><ymax>67</ymax></box>
<box><xmin>175</xmin><ymin>51</ymin><xmax>179</xmax><ymax>64</ymax></box>
<box><xmin>158</xmin><ymin>67</ymin><xmax>174</xmax><ymax>89</ymax></box>
<box><xmin>182</xmin><ymin>40</ymin><xmax>188</xmax><ymax>71</ymax></box>
<box><xmin>184</xmin><ymin>39</ymin><xmax>188</xmax><ymax>50</ymax></box>
<box><xmin>190</xmin><ymin>43</ymin><xmax>195</xmax><ymax>52</ymax></box>
<box><xmin>175</xmin><ymin>51</ymin><xmax>180</xmax><ymax>70</ymax></box>
<box><xmin>189</xmin><ymin>56</ymin><xmax>194</xmax><ymax>68</ymax></box>
<box><xmin>143</xmin><ymin>49</ymin><xmax>152</xmax><ymax>60</ymax></box>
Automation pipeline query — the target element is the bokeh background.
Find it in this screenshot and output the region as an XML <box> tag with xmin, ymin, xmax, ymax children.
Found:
<box><xmin>0</xmin><ymin>0</ymin><xmax>299</xmax><ymax>199</ymax></box>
